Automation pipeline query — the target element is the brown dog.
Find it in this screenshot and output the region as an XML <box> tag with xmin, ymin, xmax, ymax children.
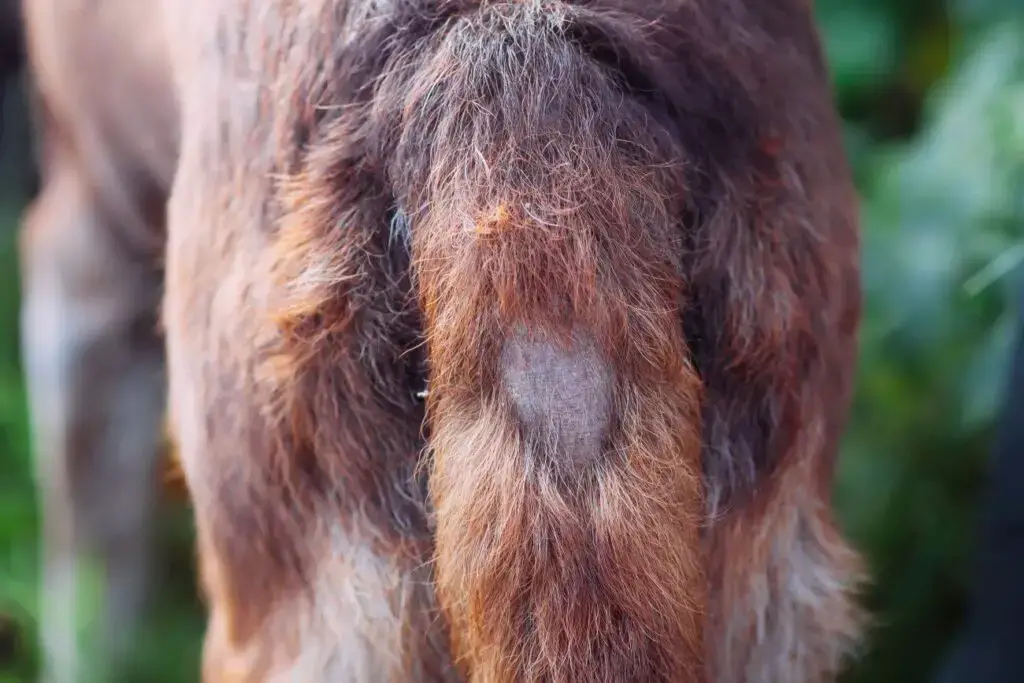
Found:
<box><xmin>20</xmin><ymin>1</ymin><xmax>863</xmax><ymax>681</ymax></box>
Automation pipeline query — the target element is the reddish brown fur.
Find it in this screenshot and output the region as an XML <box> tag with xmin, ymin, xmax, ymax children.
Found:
<box><xmin>21</xmin><ymin>0</ymin><xmax>863</xmax><ymax>681</ymax></box>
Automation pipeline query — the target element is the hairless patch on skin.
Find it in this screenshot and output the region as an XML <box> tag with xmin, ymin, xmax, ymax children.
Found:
<box><xmin>500</xmin><ymin>328</ymin><xmax>613</xmax><ymax>467</ymax></box>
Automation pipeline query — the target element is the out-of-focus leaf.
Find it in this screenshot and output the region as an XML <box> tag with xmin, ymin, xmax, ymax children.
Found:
<box><xmin>959</xmin><ymin>309</ymin><xmax>1018</xmax><ymax>429</ymax></box>
<box><xmin>817</xmin><ymin>5</ymin><xmax>899</xmax><ymax>96</ymax></box>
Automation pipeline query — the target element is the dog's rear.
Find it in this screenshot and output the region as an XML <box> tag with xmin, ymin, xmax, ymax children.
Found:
<box><xmin>258</xmin><ymin>1</ymin><xmax>862</xmax><ymax>680</ymax></box>
<box><xmin>20</xmin><ymin>0</ymin><xmax>863</xmax><ymax>681</ymax></box>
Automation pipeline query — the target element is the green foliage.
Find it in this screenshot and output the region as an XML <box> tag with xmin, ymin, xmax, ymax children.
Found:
<box><xmin>823</xmin><ymin>4</ymin><xmax>1024</xmax><ymax>681</ymax></box>
<box><xmin>0</xmin><ymin>201</ymin><xmax>35</xmax><ymax>682</ymax></box>
<box><xmin>0</xmin><ymin>2</ymin><xmax>1022</xmax><ymax>682</ymax></box>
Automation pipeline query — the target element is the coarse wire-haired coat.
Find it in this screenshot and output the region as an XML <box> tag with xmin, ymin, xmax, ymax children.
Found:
<box><xmin>19</xmin><ymin>0</ymin><xmax>863</xmax><ymax>681</ymax></box>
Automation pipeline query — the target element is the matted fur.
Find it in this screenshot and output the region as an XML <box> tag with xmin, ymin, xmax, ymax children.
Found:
<box><xmin>22</xmin><ymin>0</ymin><xmax>864</xmax><ymax>680</ymax></box>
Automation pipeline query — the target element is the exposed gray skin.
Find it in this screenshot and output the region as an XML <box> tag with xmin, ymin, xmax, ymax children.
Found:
<box><xmin>500</xmin><ymin>329</ymin><xmax>614</xmax><ymax>467</ymax></box>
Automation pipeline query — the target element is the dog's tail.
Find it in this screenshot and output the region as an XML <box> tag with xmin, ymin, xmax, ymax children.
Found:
<box><xmin>392</xmin><ymin>4</ymin><xmax>707</xmax><ymax>680</ymax></box>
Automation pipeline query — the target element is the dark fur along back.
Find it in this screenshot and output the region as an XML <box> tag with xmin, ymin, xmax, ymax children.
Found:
<box><xmin>171</xmin><ymin>0</ymin><xmax>864</xmax><ymax>680</ymax></box>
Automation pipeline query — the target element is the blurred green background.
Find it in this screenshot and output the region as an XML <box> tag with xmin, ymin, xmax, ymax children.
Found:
<box><xmin>1</xmin><ymin>0</ymin><xmax>1022</xmax><ymax>681</ymax></box>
